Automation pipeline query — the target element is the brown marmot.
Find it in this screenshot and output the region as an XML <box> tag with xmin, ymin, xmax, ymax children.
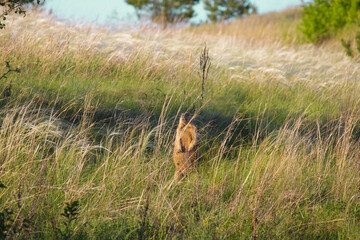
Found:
<box><xmin>173</xmin><ymin>113</ymin><xmax>200</xmax><ymax>181</ymax></box>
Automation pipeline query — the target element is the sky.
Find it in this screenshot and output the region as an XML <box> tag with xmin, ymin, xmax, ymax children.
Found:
<box><xmin>44</xmin><ymin>0</ymin><xmax>304</xmax><ymax>25</ymax></box>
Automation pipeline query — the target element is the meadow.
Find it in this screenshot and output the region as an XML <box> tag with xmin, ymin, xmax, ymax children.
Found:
<box><xmin>0</xmin><ymin>8</ymin><xmax>359</xmax><ymax>239</ymax></box>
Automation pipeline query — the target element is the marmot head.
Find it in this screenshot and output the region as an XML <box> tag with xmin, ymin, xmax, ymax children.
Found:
<box><xmin>180</xmin><ymin>112</ymin><xmax>195</xmax><ymax>124</ymax></box>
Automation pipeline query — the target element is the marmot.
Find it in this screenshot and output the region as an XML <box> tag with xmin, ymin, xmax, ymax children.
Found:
<box><xmin>173</xmin><ymin>113</ymin><xmax>200</xmax><ymax>181</ymax></box>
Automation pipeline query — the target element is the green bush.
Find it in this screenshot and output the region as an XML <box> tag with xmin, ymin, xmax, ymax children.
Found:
<box><xmin>299</xmin><ymin>0</ymin><xmax>360</xmax><ymax>43</ymax></box>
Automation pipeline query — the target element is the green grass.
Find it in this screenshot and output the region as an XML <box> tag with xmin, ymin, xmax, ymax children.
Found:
<box><xmin>0</xmin><ymin>8</ymin><xmax>359</xmax><ymax>239</ymax></box>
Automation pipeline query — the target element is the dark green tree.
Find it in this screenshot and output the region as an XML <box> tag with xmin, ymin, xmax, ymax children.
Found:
<box><xmin>299</xmin><ymin>0</ymin><xmax>360</xmax><ymax>43</ymax></box>
<box><xmin>204</xmin><ymin>0</ymin><xmax>256</xmax><ymax>23</ymax></box>
<box><xmin>126</xmin><ymin>0</ymin><xmax>199</xmax><ymax>24</ymax></box>
<box><xmin>0</xmin><ymin>0</ymin><xmax>44</xmax><ymax>29</ymax></box>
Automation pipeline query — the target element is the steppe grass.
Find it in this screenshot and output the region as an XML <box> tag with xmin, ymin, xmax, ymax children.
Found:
<box><xmin>0</xmin><ymin>8</ymin><xmax>359</xmax><ymax>239</ymax></box>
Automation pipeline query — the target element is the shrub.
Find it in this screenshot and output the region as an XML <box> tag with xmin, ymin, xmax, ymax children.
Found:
<box><xmin>299</xmin><ymin>0</ymin><xmax>360</xmax><ymax>43</ymax></box>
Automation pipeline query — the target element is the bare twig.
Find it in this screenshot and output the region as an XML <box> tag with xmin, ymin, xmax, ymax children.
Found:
<box><xmin>199</xmin><ymin>43</ymin><xmax>211</xmax><ymax>110</ymax></box>
<box><xmin>0</xmin><ymin>61</ymin><xmax>20</xmax><ymax>81</ymax></box>
<box><xmin>1</xmin><ymin>62</ymin><xmax>20</xmax><ymax>98</ymax></box>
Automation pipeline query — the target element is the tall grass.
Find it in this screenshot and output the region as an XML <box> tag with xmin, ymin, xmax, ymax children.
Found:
<box><xmin>0</xmin><ymin>8</ymin><xmax>359</xmax><ymax>239</ymax></box>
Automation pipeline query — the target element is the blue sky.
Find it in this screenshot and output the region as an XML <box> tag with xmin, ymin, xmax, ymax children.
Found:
<box><xmin>252</xmin><ymin>0</ymin><xmax>303</xmax><ymax>14</ymax></box>
<box><xmin>44</xmin><ymin>0</ymin><xmax>304</xmax><ymax>25</ymax></box>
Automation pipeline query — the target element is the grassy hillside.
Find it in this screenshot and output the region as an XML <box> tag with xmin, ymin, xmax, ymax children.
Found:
<box><xmin>0</xmin><ymin>8</ymin><xmax>359</xmax><ymax>239</ymax></box>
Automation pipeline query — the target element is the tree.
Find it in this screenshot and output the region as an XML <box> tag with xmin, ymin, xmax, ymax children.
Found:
<box><xmin>0</xmin><ymin>0</ymin><xmax>44</xmax><ymax>29</ymax></box>
<box><xmin>204</xmin><ymin>0</ymin><xmax>256</xmax><ymax>23</ymax></box>
<box><xmin>126</xmin><ymin>0</ymin><xmax>199</xmax><ymax>25</ymax></box>
<box><xmin>299</xmin><ymin>0</ymin><xmax>360</xmax><ymax>43</ymax></box>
